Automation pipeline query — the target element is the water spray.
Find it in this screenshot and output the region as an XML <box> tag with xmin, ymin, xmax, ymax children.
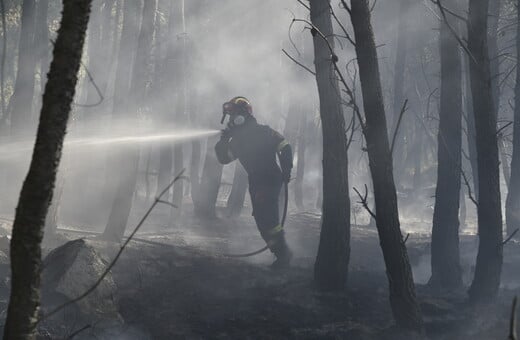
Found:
<box><xmin>0</xmin><ymin>128</ymin><xmax>221</xmax><ymax>160</ymax></box>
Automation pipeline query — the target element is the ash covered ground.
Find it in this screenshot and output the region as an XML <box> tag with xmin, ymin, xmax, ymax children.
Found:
<box><xmin>0</xmin><ymin>201</ymin><xmax>517</xmax><ymax>339</ymax></box>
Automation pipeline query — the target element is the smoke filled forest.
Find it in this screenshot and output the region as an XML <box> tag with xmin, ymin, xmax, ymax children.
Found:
<box><xmin>4</xmin><ymin>0</ymin><xmax>520</xmax><ymax>339</ymax></box>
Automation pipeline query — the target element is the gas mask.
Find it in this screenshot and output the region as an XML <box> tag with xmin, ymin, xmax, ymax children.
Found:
<box><xmin>220</xmin><ymin>97</ymin><xmax>252</xmax><ymax>128</ymax></box>
<box><xmin>228</xmin><ymin>114</ymin><xmax>246</xmax><ymax>127</ymax></box>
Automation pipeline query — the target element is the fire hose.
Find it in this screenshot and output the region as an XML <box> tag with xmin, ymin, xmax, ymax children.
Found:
<box><xmin>222</xmin><ymin>181</ymin><xmax>289</xmax><ymax>258</ymax></box>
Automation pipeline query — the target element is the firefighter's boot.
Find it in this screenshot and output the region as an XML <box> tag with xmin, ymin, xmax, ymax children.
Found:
<box><xmin>269</xmin><ymin>233</ymin><xmax>292</xmax><ymax>270</ymax></box>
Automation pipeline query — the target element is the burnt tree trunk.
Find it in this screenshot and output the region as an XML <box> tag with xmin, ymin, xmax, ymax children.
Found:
<box><xmin>350</xmin><ymin>0</ymin><xmax>424</xmax><ymax>332</ymax></box>
<box><xmin>429</xmin><ymin>13</ymin><xmax>463</xmax><ymax>290</ymax></box>
<box><xmin>505</xmin><ymin>5</ymin><xmax>520</xmax><ymax>239</ymax></box>
<box><xmin>3</xmin><ymin>0</ymin><xmax>92</xmax><ymax>337</ymax></box>
<box><xmin>8</xmin><ymin>0</ymin><xmax>37</xmax><ymax>133</ymax></box>
<box><xmin>464</xmin><ymin>58</ymin><xmax>479</xmax><ymax>199</ymax></box>
<box><xmin>103</xmin><ymin>0</ymin><xmax>156</xmax><ymax>242</ymax></box>
<box><xmin>467</xmin><ymin>0</ymin><xmax>503</xmax><ymax>302</ymax></box>
<box><xmin>294</xmin><ymin>108</ymin><xmax>307</xmax><ymax>210</ymax></box>
<box><xmin>309</xmin><ymin>0</ymin><xmax>351</xmax><ymax>291</ymax></box>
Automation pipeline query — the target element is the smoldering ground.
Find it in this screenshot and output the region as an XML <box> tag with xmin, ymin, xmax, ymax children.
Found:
<box><xmin>0</xmin><ymin>0</ymin><xmax>519</xmax><ymax>339</ymax></box>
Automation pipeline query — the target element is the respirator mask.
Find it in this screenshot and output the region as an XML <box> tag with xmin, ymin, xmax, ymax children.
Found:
<box><xmin>221</xmin><ymin>100</ymin><xmax>249</xmax><ymax>128</ymax></box>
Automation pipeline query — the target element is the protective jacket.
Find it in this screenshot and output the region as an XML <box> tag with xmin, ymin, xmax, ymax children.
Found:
<box><xmin>215</xmin><ymin>117</ymin><xmax>293</xmax><ymax>185</ymax></box>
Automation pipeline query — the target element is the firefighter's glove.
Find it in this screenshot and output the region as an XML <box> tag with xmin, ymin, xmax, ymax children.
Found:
<box><xmin>220</xmin><ymin>127</ymin><xmax>232</xmax><ymax>141</ymax></box>
<box><xmin>282</xmin><ymin>170</ymin><xmax>291</xmax><ymax>183</ymax></box>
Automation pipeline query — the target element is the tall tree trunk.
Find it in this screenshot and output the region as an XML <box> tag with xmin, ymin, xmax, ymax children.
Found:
<box><xmin>3</xmin><ymin>0</ymin><xmax>91</xmax><ymax>337</ymax></box>
<box><xmin>309</xmin><ymin>0</ymin><xmax>350</xmax><ymax>291</ymax></box>
<box><xmin>505</xmin><ymin>5</ymin><xmax>520</xmax><ymax>240</ymax></box>
<box><xmin>8</xmin><ymin>0</ymin><xmax>37</xmax><ymax>134</ymax></box>
<box><xmin>464</xmin><ymin>59</ymin><xmax>479</xmax><ymax>199</ymax></box>
<box><xmin>350</xmin><ymin>0</ymin><xmax>424</xmax><ymax>332</ymax></box>
<box><xmin>429</xmin><ymin>14</ymin><xmax>463</xmax><ymax>290</ymax></box>
<box><xmin>103</xmin><ymin>0</ymin><xmax>156</xmax><ymax>242</ymax></box>
<box><xmin>467</xmin><ymin>0</ymin><xmax>503</xmax><ymax>302</ymax></box>
<box><xmin>294</xmin><ymin>108</ymin><xmax>307</xmax><ymax>210</ymax></box>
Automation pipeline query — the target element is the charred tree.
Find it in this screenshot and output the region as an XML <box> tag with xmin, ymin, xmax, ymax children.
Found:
<box><xmin>429</xmin><ymin>13</ymin><xmax>463</xmax><ymax>290</ymax></box>
<box><xmin>3</xmin><ymin>0</ymin><xmax>92</xmax><ymax>337</ymax></box>
<box><xmin>103</xmin><ymin>0</ymin><xmax>156</xmax><ymax>242</ymax></box>
<box><xmin>467</xmin><ymin>0</ymin><xmax>503</xmax><ymax>302</ymax></box>
<box><xmin>350</xmin><ymin>0</ymin><xmax>424</xmax><ymax>331</ymax></box>
<box><xmin>294</xmin><ymin>109</ymin><xmax>307</xmax><ymax>210</ymax></box>
<box><xmin>309</xmin><ymin>0</ymin><xmax>350</xmax><ymax>291</ymax></box>
<box><xmin>8</xmin><ymin>0</ymin><xmax>37</xmax><ymax>133</ymax></box>
<box><xmin>505</xmin><ymin>5</ymin><xmax>520</xmax><ymax>239</ymax></box>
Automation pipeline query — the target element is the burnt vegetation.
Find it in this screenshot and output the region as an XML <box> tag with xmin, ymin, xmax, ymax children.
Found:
<box><xmin>1</xmin><ymin>0</ymin><xmax>520</xmax><ymax>339</ymax></box>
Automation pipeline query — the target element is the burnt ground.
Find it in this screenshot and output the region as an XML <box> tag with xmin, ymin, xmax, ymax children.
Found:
<box><xmin>0</xmin><ymin>204</ymin><xmax>520</xmax><ymax>339</ymax></box>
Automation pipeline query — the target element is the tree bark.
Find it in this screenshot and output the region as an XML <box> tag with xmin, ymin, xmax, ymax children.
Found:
<box><xmin>467</xmin><ymin>0</ymin><xmax>503</xmax><ymax>302</ymax></box>
<box><xmin>505</xmin><ymin>4</ymin><xmax>520</xmax><ymax>239</ymax></box>
<box><xmin>429</xmin><ymin>14</ymin><xmax>463</xmax><ymax>290</ymax></box>
<box><xmin>3</xmin><ymin>0</ymin><xmax>92</xmax><ymax>337</ymax></box>
<box><xmin>309</xmin><ymin>0</ymin><xmax>350</xmax><ymax>291</ymax></box>
<box><xmin>350</xmin><ymin>0</ymin><xmax>424</xmax><ymax>331</ymax></box>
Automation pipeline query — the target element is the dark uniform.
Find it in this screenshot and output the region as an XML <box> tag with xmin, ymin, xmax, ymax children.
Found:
<box><xmin>215</xmin><ymin>115</ymin><xmax>293</xmax><ymax>266</ymax></box>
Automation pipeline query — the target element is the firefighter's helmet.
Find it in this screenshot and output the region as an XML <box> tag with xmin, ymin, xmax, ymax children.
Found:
<box><xmin>221</xmin><ymin>96</ymin><xmax>253</xmax><ymax>126</ymax></box>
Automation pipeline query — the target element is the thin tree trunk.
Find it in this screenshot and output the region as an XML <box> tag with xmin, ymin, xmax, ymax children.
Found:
<box><xmin>3</xmin><ymin>0</ymin><xmax>91</xmax><ymax>337</ymax></box>
<box><xmin>464</xmin><ymin>58</ymin><xmax>479</xmax><ymax>199</ymax></box>
<box><xmin>429</xmin><ymin>14</ymin><xmax>463</xmax><ymax>290</ymax></box>
<box><xmin>8</xmin><ymin>0</ymin><xmax>37</xmax><ymax>134</ymax></box>
<box><xmin>350</xmin><ymin>0</ymin><xmax>424</xmax><ymax>331</ymax></box>
<box><xmin>467</xmin><ymin>0</ymin><xmax>503</xmax><ymax>302</ymax></box>
<box><xmin>309</xmin><ymin>0</ymin><xmax>350</xmax><ymax>291</ymax></box>
<box><xmin>294</xmin><ymin>108</ymin><xmax>307</xmax><ymax>210</ymax></box>
<box><xmin>103</xmin><ymin>0</ymin><xmax>156</xmax><ymax>242</ymax></box>
<box><xmin>505</xmin><ymin>4</ymin><xmax>520</xmax><ymax>239</ymax></box>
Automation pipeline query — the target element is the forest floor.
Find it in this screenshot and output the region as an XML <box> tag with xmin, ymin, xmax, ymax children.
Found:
<box><xmin>0</xmin><ymin>203</ymin><xmax>519</xmax><ymax>339</ymax></box>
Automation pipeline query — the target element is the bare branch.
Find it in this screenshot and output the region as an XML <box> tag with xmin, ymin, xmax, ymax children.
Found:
<box><xmin>329</xmin><ymin>3</ymin><xmax>355</xmax><ymax>46</ymax></box>
<box><xmin>503</xmin><ymin>228</ymin><xmax>519</xmax><ymax>246</ymax></box>
<box><xmin>391</xmin><ymin>99</ymin><xmax>408</xmax><ymax>155</ymax></box>
<box><xmin>353</xmin><ymin>184</ymin><xmax>376</xmax><ymax>220</ymax></box>
<box><xmin>497</xmin><ymin>121</ymin><xmax>513</xmax><ymax>137</ymax></box>
<box><xmin>296</xmin><ymin>0</ymin><xmax>310</xmax><ymax>11</ymax></box>
<box><xmin>282</xmin><ymin>48</ymin><xmax>316</xmax><ymax>76</ymax></box>
<box><xmin>403</xmin><ymin>233</ymin><xmax>410</xmax><ymax>244</ymax></box>
<box><xmin>73</xmin><ymin>61</ymin><xmax>105</xmax><ymax>108</ymax></box>
<box><xmin>40</xmin><ymin>169</ymin><xmax>186</xmax><ymax>322</ymax></box>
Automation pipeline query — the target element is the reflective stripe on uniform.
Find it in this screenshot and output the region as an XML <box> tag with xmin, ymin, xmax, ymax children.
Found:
<box><xmin>277</xmin><ymin>140</ymin><xmax>289</xmax><ymax>152</ymax></box>
<box><xmin>268</xmin><ymin>224</ymin><xmax>283</xmax><ymax>236</ymax></box>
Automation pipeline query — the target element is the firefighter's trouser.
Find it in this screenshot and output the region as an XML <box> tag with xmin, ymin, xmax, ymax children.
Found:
<box><xmin>249</xmin><ymin>181</ymin><xmax>289</xmax><ymax>257</ymax></box>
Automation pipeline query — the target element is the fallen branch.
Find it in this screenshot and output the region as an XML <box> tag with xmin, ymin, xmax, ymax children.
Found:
<box><xmin>39</xmin><ymin>169</ymin><xmax>186</xmax><ymax>322</ymax></box>
<box><xmin>66</xmin><ymin>324</ymin><xmax>91</xmax><ymax>340</ymax></box>
<box><xmin>403</xmin><ymin>233</ymin><xmax>410</xmax><ymax>244</ymax></box>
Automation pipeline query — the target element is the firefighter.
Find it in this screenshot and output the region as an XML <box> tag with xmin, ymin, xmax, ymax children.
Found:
<box><xmin>215</xmin><ymin>96</ymin><xmax>293</xmax><ymax>269</ymax></box>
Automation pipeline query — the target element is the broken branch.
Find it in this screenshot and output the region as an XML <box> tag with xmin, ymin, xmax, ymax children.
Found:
<box><xmin>40</xmin><ymin>169</ymin><xmax>186</xmax><ymax>322</ymax></box>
